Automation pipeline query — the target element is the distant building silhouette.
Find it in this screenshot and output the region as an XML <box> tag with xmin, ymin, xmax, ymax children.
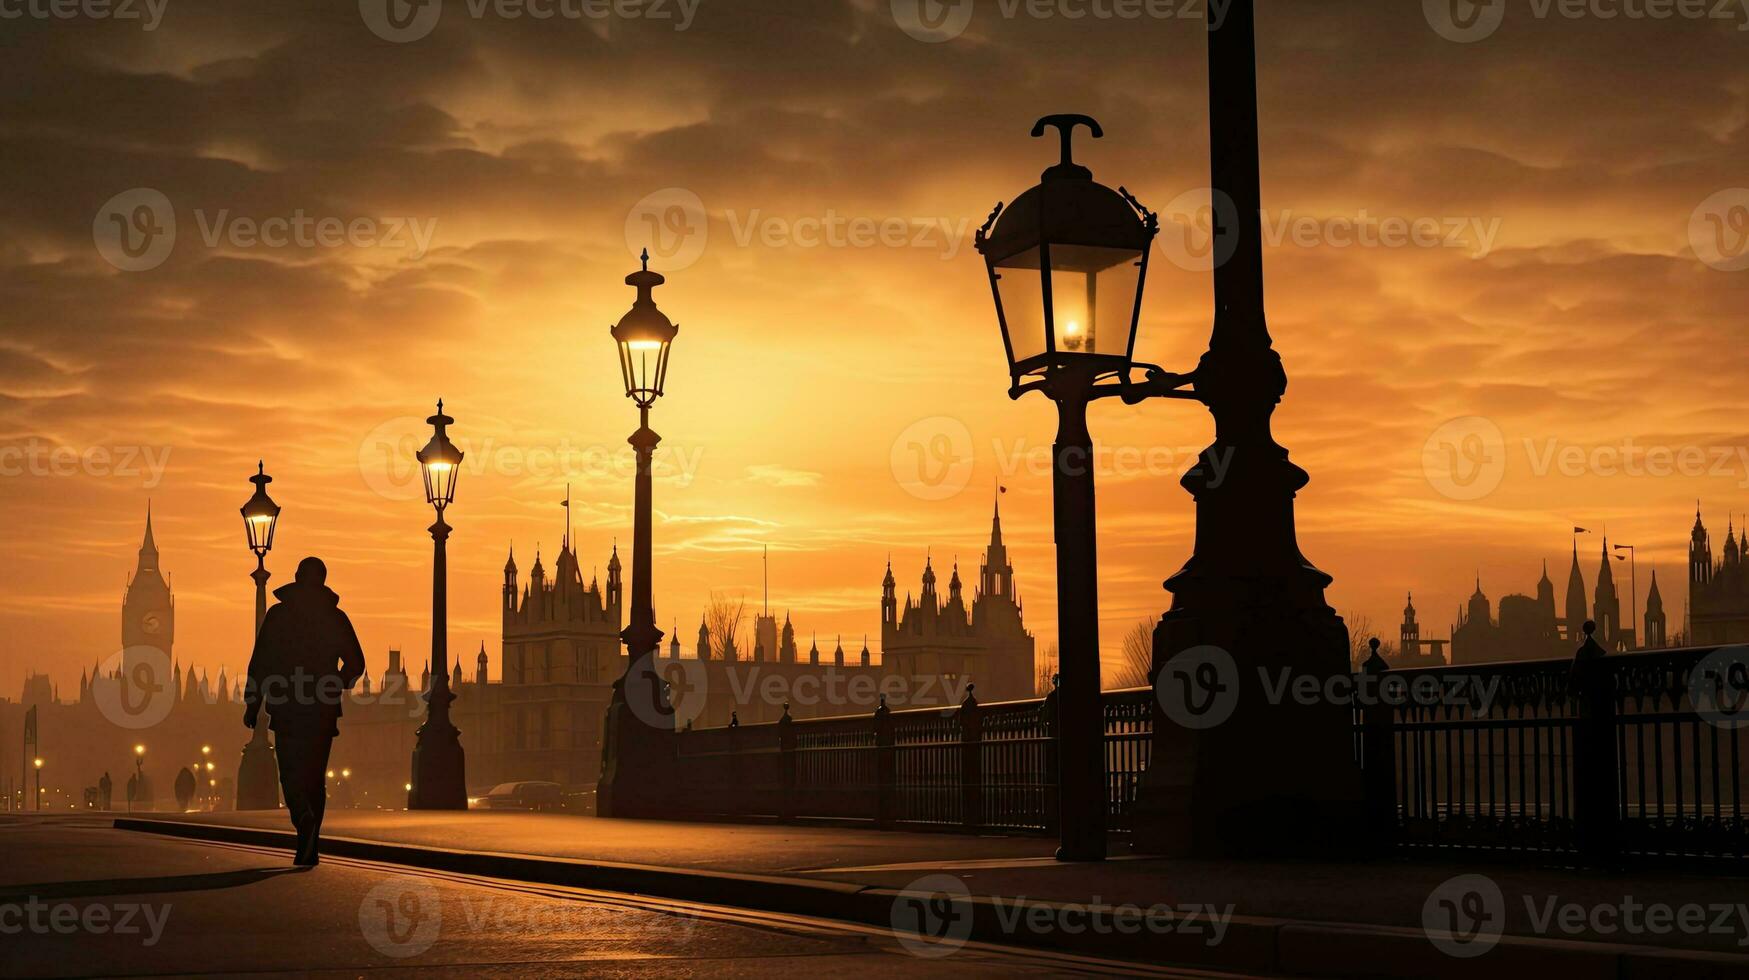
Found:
<box><xmin>1645</xmin><ymin>570</ymin><xmax>1668</xmax><ymax>648</ymax></box>
<box><xmin>1386</xmin><ymin>593</ymin><xmax>1446</xmax><ymax>668</ymax></box>
<box><xmin>122</xmin><ymin>506</ymin><xmax>174</xmax><ymax>675</ymax></box>
<box><xmin>1689</xmin><ymin>505</ymin><xmax>1749</xmax><ymax>644</ymax></box>
<box><xmin>1450</xmin><ymin>574</ymin><xmax>1565</xmax><ymax>665</ymax></box>
<box><xmin>881</xmin><ymin>498</ymin><xmax>1035</xmax><ymax>701</ymax></box>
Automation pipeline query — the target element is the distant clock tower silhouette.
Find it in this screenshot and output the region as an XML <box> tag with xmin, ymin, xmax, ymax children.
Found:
<box><xmin>121</xmin><ymin>505</ymin><xmax>175</xmax><ymax>677</ymax></box>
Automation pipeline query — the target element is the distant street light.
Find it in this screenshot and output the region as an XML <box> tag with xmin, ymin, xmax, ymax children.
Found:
<box><xmin>408</xmin><ymin>401</ymin><xmax>468</xmax><ymax>810</ymax></box>
<box><xmin>33</xmin><ymin>758</ymin><xmax>42</xmax><ymax>813</ymax></box>
<box><xmin>131</xmin><ymin>744</ymin><xmax>145</xmax><ymax>815</ymax></box>
<box><xmin>599</xmin><ymin>248</ymin><xmax>680</xmax><ymax>819</ymax></box>
<box><xmin>238</xmin><ymin>461</ymin><xmax>283</xmax><ymax>811</ymax></box>
<box><xmin>1614</xmin><ymin>543</ymin><xmax>1637</xmax><ymax>649</ymax></box>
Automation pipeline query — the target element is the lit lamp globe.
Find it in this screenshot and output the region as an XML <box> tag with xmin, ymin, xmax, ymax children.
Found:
<box><xmin>240</xmin><ymin>461</ymin><xmax>281</xmax><ymax>555</ymax></box>
<box><xmin>975</xmin><ymin>115</ymin><xmax>1157</xmax><ymax>395</ymax></box>
<box><xmin>416</xmin><ymin>402</ymin><xmax>463</xmax><ymax>510</ymax></box>
<box><xmin>611</xmin><ymin>249</ymin><xmax>678</xmax><ymax>408</ymax></box>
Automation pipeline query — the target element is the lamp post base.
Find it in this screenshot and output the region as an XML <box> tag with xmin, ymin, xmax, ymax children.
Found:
<box><xmin>408</xmin><ymin>722</ymin><xmax>468</xmax><ymax>810</ymax></box>
<box><xmin>236</xmin><ymin>732</ymin><xmax>280</xmax><ymax>810</ymax></box>
<box><xmin>596</xmin><ymin>657</ymin><xmax>675</xmax><ymax>819</ymax></box>
<box><xmin>1133</xmin><ymin>589</ymin><xmax>1365</xmax><ymax>859</ymax></box>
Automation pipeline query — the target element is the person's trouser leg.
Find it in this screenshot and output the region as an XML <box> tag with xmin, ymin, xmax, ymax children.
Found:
<box><xmin>275</xmin><ymin>734</ymin><xmax>313</xmax><ymax>848</ymax></box>
<box><xmin>302</xmin><ymin>733</ymin><xmax>334</xmax><ymax>859</ymax></box>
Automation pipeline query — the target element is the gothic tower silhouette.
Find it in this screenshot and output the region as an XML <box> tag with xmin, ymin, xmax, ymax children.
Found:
<box><xmin>121</xmin><ymin>506</ymin><xmax>174</xmax><ymax>677</ymax></box>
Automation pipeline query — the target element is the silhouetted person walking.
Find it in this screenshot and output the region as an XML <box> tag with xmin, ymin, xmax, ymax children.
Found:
<box><xmin>243</xmin><ymin>557</ymin><xmax>365</xmax><ymax>867</ymax></box>
<box><xmin>98</xmin><ymin>771</ymin><xmax>112</xmax><ymax>811</ymax></box>
<box><xmin>174</xmin><ymin>767</ymin><xmax>195</xmax><ymax>811</ymax></box>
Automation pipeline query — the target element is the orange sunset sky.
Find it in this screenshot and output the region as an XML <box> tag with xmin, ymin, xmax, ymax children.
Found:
<box><xmin>2</xmin><ymin>2</ymin><xmax>1748</xmax><ymax>696</ymax></box>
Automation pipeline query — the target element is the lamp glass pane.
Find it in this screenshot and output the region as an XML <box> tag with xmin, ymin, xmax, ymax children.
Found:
<box><xmin>423</xmin><ymin>459</ymin><xmax>459</xmax><ymax>506</ymax></box>
<box><xmin>244</xmin><ymin>512</ymin><xmax>276</xmax><ymax>552</ymax></box>
<box><xmin>992</xmin><ymin>246</ymin><xmax>1048</xmax><ymax>366</ymax></box>
<box><xmin>620</xmin><ymin>338</ymin><xmax>670</xmax><ymax>404</ymax></box>
<box><xmin>1048</xmin><ymin>244</ymin><xmax>1143</xmax><ymax>358</ymax></box>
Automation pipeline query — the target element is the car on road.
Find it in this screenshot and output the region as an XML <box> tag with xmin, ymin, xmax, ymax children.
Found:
<box><xmin>470</xmin><ymin>780</ymin><xmax>563</xmax><ymax>811</ymax></box>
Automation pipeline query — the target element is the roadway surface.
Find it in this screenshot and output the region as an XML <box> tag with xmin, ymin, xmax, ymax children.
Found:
<box><xmin>0</xmin><ymin>815</ymin><xmax>1237</xmax><ymax>977</ymax></box>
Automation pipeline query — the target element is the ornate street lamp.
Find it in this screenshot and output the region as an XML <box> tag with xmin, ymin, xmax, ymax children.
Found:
<box><xmin>979</xmin><ymin>115</ymin><xmax>1159</xmax><ymax>393</ymax></box>
<box><xmin>408</xmin><ymin>400</ymin><xmax>468</xmax><ymax>810</ymax></box>
<box><xmin>237</xmin><ymin>461</ymin><xmax>282</xmax><ymax>811</ymax></box>
<box><xmin>241</xmin><ymin>461</ymin><xmax>281</xmax><ymax>625</ymax></box>
<box><xmin>598</xmin><ymin>249</ymin><xmax>679</xmax><ymax>819</ymax></box>
<box><xmin>977</xmin><ymin>114</ymin><xmax>1192</xmax><ymax>863</ymax></box>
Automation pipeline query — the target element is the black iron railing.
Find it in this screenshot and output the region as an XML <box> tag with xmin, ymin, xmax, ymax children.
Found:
<box><xmin>670</xmin><ymin>686</ymin><xmax>1154</xmax><ymax>834</ymax></box>
<box><xmin>666</xmin><ymin>639</ymin><xmax>1749</xmax><ymax>864</ymax></box>
<box><xmin>1362</xmin><ymin>639</ymin><xmax>1749</xmax><ymax>863</ymax></box>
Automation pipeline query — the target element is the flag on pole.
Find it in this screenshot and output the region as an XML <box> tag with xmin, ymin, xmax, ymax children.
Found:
<box><xmin>1574</xmin><ymin>526</ymin><xmax>1588</xmax><ymax>533</ymax></box>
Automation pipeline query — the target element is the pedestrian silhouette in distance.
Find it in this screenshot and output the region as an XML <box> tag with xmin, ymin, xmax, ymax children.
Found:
<box><xmin>243</xmin><ymin>557</ymin><xmax>365</xmax><ymax>867</ymax></box>
<box><xmin>98</xmin><ymin>771</ymin><xmax>112</xmax><ymax>811</ymax></box>
<box><xmin>174</xmin><ymin>766</ymin><xmax>195</xmax><ymax>811</ymax></box>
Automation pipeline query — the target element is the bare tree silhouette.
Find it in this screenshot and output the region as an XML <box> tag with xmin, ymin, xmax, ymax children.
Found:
<box><xmin>1108</xmin><ymin>619</ymin><xmax>1155</xmax><ymax>690</ymax></box>
<box><xmin>1035</xmin><ymin>642</ymin><xmax>1059</xmax><ymax>695</ymax></box>
<box><xmin>705</xmin><ymin>591</ymin><xmax>747</xmax><ymax>661</ymax></box>
<box><xmin>1342</xmin><ymin>611</ymin><xmax>1393</xmax><ymax>670</ymax></box>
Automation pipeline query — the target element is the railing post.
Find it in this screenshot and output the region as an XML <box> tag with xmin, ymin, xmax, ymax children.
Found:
<box><xmin>1041</xmin><ymin>674</ymin><xmax>1061</xmax><ymax>833</ymax></box>
<box><xmin>959</xmin><ymin>684</ymin><xmax>982</xmax><ymax>830</ymax></box>
<box><xmin>726</xmin><ymin>712</ymin><xmax>739</xmax><ymax>814</ymax></box>
<box><xmin>778</xmin><ymin>702</ymin><xmax>796</xmax><ymax>822</ymax></box>
<box><xmin>875</xmin><ymin>695</ymin><xmax>895</xmax><ymax>829</ymax></box>
<box><xmin>1571</xmin><ymin>621</ymin><xmax>1619</xmax><ymax>866</ymax></box>
<box><xmin>1360</xmin><ymin>639</ymin><xmax>1398</xmax><ymax>845</ymax></box>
